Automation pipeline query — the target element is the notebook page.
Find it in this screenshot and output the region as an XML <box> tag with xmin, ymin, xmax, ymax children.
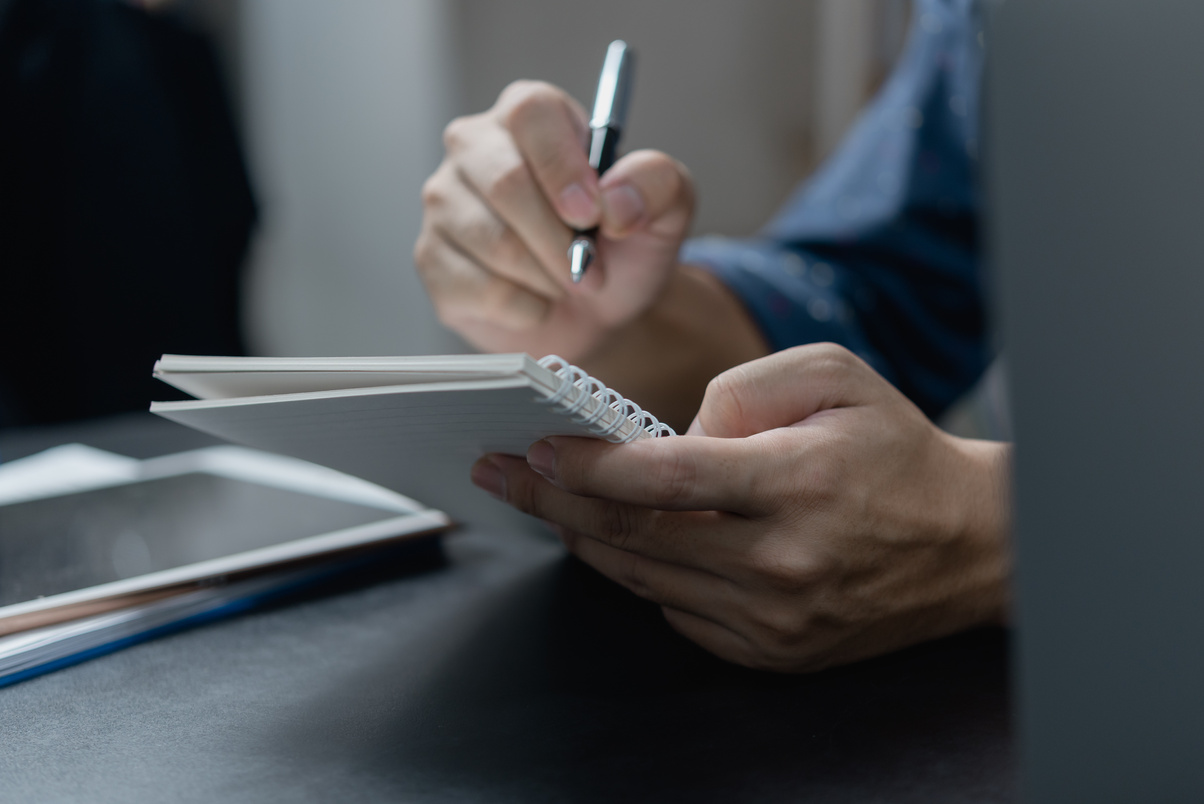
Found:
<box><xmin>151</xmin><ymin>378</ymin><xmax>615</xmax><ymax>525</ymax></box>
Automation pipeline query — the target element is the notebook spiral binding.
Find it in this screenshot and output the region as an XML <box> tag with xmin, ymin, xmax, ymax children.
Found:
<box><xmin>536</xmin><ymin>355</ymin><xmax>676</xmax><ymax>442</ymax></box>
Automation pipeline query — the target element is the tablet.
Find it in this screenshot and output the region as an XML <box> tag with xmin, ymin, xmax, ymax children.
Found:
<box><xmin>0</xmin><ymin>445</ymin><xmax>450</xmax><ymax>634</ymax></box>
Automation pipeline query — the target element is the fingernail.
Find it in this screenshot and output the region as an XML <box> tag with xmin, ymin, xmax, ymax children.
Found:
<box><xmin>470</xmin><ymin>459</ymin><xmax>505</xmax><ymax>500</ymax></box>
<box><xmin>527</xmin><ymin>440</ymin><xmax>555</xmax><ymax>480</ymax></box>
<box><xmin>559</xmin><ymin>182</ymin><xmax>599</xmax><ymax>226</ymax></box>
<box><xmin>602</xmin><ymin>184</ymin><xmax>645</xmax><ymax>232</ymax></box>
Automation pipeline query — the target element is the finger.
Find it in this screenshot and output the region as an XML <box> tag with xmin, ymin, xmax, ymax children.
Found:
<box><xmin>414</xmin><ymin>228</ymin><xmax>550</xmax><ymax>331</ymax></box>
<box><xmin>691</xmin><ymin>343</ymin><xmax>889</xmax><ymax>438</ymax></box>
<box><xmin>497</xmin><ymin>81</ymin><xmax>600</xmax><ymax>230</ymax></box>
<box><xmin>527</xmin><ymin>435</ymin><xmax>780</xmax><ymax>517</ymax></box>
<box><xmin>444</xmin><ymin>112</ymin><xmax>577</xmax><ymax>288</ymax></box>
<box><xmin>475</xmin><ymin>455</ymin><xmax>744</xmax><ymax>573</ymax></box>
<box><xmin>424</xmin><ymin>162</ymin><xmax>564</xmax><ymax>300</ymax></box>
<box><xmin>598</xmin><ymin>149</ymin><xmax>695</xmax><ymax>240</ymax></box>
<box><xmin>556</xmin><ymin>526</ymin><xmax>738</xmax><ymax>629</ymax></box>
<box><xmin>661</xmin><ymin>607</ymin><xmax>760</xmax><ymax>668</ymax></box>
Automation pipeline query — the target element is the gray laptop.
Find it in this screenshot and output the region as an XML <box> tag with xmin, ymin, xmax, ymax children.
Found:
<box><xmin>989</xmin><ymin>0</ymin><xmax>1204</xmax><ymax>800</ymax></box>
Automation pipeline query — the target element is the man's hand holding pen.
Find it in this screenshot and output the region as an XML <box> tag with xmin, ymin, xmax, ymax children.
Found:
<box><xmin>414</xmin><ymin>76</ymin><xmax>695</xmax><ymax>365</ymax></box>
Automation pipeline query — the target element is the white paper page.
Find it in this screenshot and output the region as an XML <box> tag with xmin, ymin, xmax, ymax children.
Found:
<box><xmin>152</xmin><ymin>379</ymin><xmax>612</xmax><ymax>525</ymax></box>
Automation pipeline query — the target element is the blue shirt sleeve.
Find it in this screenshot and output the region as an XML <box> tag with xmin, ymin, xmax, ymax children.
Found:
<box><xmin>682</xmin><ymin>0</ymin><xmax>988</xmax><ymax>420</ymax></box>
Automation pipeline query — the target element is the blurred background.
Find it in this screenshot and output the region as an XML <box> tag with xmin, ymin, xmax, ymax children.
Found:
<box><xmin>0</xmin><ymin>0</ymin><xmax>910</xmax><ymax>428</ymax></box>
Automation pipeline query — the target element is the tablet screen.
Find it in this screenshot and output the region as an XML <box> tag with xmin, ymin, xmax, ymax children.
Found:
<box><xmin>0</xmin><ymin>472</ymin><xmax>404</xmax><ymax>608</ymax></box>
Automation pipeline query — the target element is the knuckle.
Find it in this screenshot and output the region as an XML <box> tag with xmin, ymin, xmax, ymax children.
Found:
<box><xmin>701</xmin><ymin>369</ymin><xmax>751</xmax><ymax>434</ymax></box>
<box><xmin>598</xmin><ymin>500</ymin><xmax>642</xmax><ymax>551</ymax></box>
<box><xmin>749</xmin><ymin>604</ymin><xmax>811</xmax><ymax>656</ymax></box>
<box><xmin>441</xmin><ymin>115</ymin><xmax>472</xmax><ymax>151</ymax></box>
<box><xmin>483</xmin><ymin>158</ymin><xmax>531</xmax><ymax>208</ymax></box>
<box><xmin>807</xmin><ymin>342</ymin><xmax>858</xmax><ymax>380</ymax></box>
<box><xmin>706</xmin><ymin>367</ymin><xmax>747</xmax><ymax>407</ymax></box>
<box><xmin>627</xmin><ymin>150</ymin><xmax>696</xmax><ymax>210</ymax></box>
<box><xmin>640</xmin><ymin>149</ymin><xmax>684</xmax><ymax>186</ymax></box>
<box><xmin>800</xmin><ymin>460</ymin><xmax>841</xmax><ymax>509</ymax></box>
<box><xmin>497</xmin><ymin>78</ymin><xmax>539</xmax><ymax>104</ymax></box>
<box><xmin>420</xmin><ymin>173</ymin><xmax>445</xmax><ymax>209</ymax></box>
<box><xmin>457</xmin><ymin>210</ymin><xmax>494</xmax><ymax>247</ymax></box>
<box><xmin>747</xmin><ymin>541</ymin><xmax>826</xmax><ymax>595</ymax></box>
<box><xmin>651</xmin><ymin>448</ymin><xmax>698</xmax><ymax>507</ymax></box>
<box><xmin>499</xmin><ymin>80</ymin><xmax>563</xmax><ymax>126</ymax></box>
<box><xmin>551</xmin><ymin>449</ymin><xmax>587</xmax><ymax>494</ymax></box>
<box><xmin>485</xmin><ymin>224</ymin><xmax>527</xmax><ymax>270</ymax></box>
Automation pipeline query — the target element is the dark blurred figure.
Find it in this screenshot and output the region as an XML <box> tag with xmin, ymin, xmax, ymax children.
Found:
<box><xmin>0</xmin><ymin>0</ymin><xmax>256</xmax><ymax>427</ymax></box>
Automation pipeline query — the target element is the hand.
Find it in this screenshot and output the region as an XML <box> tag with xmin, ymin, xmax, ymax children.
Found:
<box><xmin>470</xmin><ymin>344</ymin><xmax>1012</xmax><ymax>672</ymax></box>
<box><xmin>415</xmin><ymin>80</ymin><xmax>695</xmax><ymax>363</ymax></box>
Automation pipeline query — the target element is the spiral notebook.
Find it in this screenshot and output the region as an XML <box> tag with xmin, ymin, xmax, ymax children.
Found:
<box><xmin>151</xmin><ymin>354</ymin><xmax>674</xmax><ymax>525</ymax></box>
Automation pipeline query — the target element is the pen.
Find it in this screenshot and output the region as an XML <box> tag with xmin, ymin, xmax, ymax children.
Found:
<box><xmin>569</xmin><ymin>40</ymin><xmax>635</xmax><ymax>284</ymax></box>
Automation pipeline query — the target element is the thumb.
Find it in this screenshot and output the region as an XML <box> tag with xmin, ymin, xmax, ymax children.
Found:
<box><xmin>688</xmin><ymin>344</ymin><xmax>882</xmax><ymax>438</ymax></box>
<box><xmin>598</xmin><ymin>149</ymin><xmax>694</xmax><ymax>240</ymax></box>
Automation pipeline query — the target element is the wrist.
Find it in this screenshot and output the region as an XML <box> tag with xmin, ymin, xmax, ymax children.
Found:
<box><xmin>945</xmin><ymin>435</ymin><xmax>1014</xmax><ymax>627</ymax></box>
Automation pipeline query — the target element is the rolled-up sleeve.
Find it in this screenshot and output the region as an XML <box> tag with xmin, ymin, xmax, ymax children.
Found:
<box><xmin>684</xmin><ymin>0</ymin><xmax>988</xmax><ymax>420</ymax></box>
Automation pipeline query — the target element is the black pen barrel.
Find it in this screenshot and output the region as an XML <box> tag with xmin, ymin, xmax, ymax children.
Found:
<box><xmin>588</xmin><ymin>126</ymin><xmax>622</xmax><ymax>176</ymax></box>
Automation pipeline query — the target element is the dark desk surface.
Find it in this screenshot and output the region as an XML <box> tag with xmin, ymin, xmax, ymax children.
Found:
<box><xmin>0</xmin><ymin>414</ymin><xmax>1015</xmax><ymax>803</ymax></box>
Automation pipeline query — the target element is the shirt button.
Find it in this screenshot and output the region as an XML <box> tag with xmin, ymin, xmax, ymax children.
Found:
<box><xmin>783</xmin><ymin>252</ymin><xmax>806</xmax><ymax>277</ymax></box>
<box><xmin>807</xmin><ymin>298</ymin><xmax>833</xmax><ymax>323</ymax></box>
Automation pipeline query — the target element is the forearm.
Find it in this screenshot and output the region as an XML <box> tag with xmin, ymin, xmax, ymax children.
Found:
<box><xmin>580</xmin><ymin>263</ymin><xmax>769</xmax><ymax>432</ymax></box>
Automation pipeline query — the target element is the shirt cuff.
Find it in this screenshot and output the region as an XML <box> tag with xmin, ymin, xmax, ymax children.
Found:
<box><xmin>681</xmin><ymin>236</ymin><xmax>888</xmax><ymax>378</ymax></box>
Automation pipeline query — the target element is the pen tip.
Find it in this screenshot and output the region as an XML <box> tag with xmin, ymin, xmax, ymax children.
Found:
<box><xmin>569</xmin><ymin>240</ymin><xmax>595</xmax><ymax>284</ymax></box>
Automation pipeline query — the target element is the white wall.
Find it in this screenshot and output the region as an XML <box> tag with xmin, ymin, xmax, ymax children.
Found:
<box><xmin>239</xmin><ymin>0</ymin><xmax>465</xmax><ymax>356</ymax></box>
<box><xmin>452</xmin><ymin>0</ymin><xmax>817</xmax><ymax>238</ymax></box>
